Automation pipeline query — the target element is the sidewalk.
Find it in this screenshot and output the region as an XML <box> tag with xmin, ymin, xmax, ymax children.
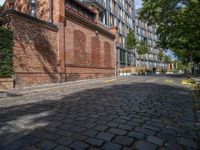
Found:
<box><xmin>0</xmin><ymin>77</ymin><xmax>117</xmax><ymax>98</ymax></box>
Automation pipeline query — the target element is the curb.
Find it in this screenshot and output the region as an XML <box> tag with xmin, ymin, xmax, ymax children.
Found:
<box><xmin>0</xmin><ymin>77</ymin><xmax>118</xmax><ymax>98</ymax></box>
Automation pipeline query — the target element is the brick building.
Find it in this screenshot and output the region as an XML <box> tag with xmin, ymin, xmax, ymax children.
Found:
<box><xmin>0</xmin><ymin>0</ymin><xmax>116</xmax><ymax>87</ymax></box>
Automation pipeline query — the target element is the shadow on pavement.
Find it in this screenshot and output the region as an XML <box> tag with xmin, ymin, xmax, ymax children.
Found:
<box><xmin>0</xmin><ymin>82</ymin><xmax>197</xmax><ymax>149</ymax></box>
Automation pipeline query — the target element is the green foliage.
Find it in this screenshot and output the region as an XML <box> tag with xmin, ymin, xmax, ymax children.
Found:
<box><xmin>137</xmin><ymin>39</ymin><xmax>149</xmax><ymax>55</ymax></box>
<box><xmin>0</xmin><ymin>28</ymin><xmax>13</xmax><ymax>78</ymax></box>
<box><xmin>126</xmin><ymin>30</ymin><xmax>137</xmax><ymax>50</ymax></box>
<box><xmin>158</xmin><ymin>50</ymin><xmax>164</xmax><ymax>61</ymax></box>
<box><xmin>139</xmin><ymin>0</ymin><xmax>200</xmax><ymax>63</ymax></box>
<box><xmin>164</xmin><ymin>55</ymin><xmax>171</xmax><ymax>63</ymax></box>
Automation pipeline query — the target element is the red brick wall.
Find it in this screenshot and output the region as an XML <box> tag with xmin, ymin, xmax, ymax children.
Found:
<box><xmin>11</xmin><ymin>16</ymin><xmax>59</xmax><ymax>87</ymax></box>
<box><xmin>3</xmin><ymin>0</ymin><xmax>115</xmax><ymax>87</ymax></box>
<box><xmin>64</xmin><ymin>19</ymin><xmax>115</xmax><ymax>81</ymax></box>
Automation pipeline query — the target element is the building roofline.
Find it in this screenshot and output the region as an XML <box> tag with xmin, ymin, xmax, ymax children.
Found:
<box><xmin>81</xmin><ymin>1</ymin><xmax>106</xmax><ymax>11</ymax></box>
<box><xmin>0</xmin><ymin>9</ymin><xmax>58</xmax><ymax>31</ymax></box>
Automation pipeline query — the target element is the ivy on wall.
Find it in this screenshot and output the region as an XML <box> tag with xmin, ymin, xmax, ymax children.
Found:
<box><xmin>0</xmin><ymin>28</ymin><xmax>13</xmax><ymax>78</ymax></box>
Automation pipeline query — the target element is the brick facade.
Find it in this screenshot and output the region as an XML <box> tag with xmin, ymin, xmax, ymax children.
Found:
<box><xmin>0</xmin><ymin>0</ymin><xmax>116</xmax><ymax>87</ymax></box>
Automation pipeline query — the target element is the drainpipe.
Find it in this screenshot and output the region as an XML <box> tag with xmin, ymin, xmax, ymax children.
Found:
<box><xmin>49</xmin><ymin>0</ymin><xmax>53</xmax><ymax>22</ymax></box>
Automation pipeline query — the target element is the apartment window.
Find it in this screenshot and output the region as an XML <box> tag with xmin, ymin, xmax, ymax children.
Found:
<box><xmin>120</xmin><ymin>51</ymin><xmax>126</xmax><ymax>65</ymax></box>
<box><xmin>127</xmin><ymin>52</ymin><xmax>131</xmax><ymax>66</ymax></box>
<box><xmin>30</xmin><ymin>0</ymin><xmax>36</xmax><ymax>17</ymax></box>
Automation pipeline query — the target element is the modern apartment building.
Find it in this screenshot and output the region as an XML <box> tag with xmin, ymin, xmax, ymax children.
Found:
<box><xmin>80</xmin><ymin>0</ymin><xmax>135</xmax><ymax>68</ymax></box>
<box><xmin>135</xmin><ymin>9</ymin><xmax>167</xmax><ymax>70</ymax></box>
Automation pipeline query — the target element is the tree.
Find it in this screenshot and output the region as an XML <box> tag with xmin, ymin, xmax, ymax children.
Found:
<box><xmin>139</xmin><ymin>0</ymin><xmax>200</xmax><ymax>64</ymax></box>
<box><xmin>158</xmin><ymin>50</ymin><xmax>164</xmax><ymax>61</ymax></box>
<box><xmin>126</xmin><ymin>30</ymin><xmax>137</xmax><ymax>50</ymax></box>
<box><xmin>137</xmin><ymin>39</ymin><xmax>149</xmax><ymax>55</ymax></box>
<box><xmin>164</xmin><ymin>55</ymin><xmax>171</xmax><ymax>64</ymax></box>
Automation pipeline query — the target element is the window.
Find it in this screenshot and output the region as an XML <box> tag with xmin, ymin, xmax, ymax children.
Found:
<box><xmin>127</xmin><ymin>52</ymin><xmax>131</xmax><ymax>66</ymax></box>
<box><xmin>120</xmin><ymin>51</ymin><xmax>126</xmax><ymax>65</ymax></box>
<box><xmin>30</xmin><ymin>0</ymin><xmax>36</xmax><ymax>17</ymax></box>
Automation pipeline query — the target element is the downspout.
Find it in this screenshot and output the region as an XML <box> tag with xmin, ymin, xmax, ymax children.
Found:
<box><xmin>64</xmin><ymin>4</ymin><xmax>66</xmax><ymax>82</ymax></box>
<box><xmin>49</xmin><ymin>0</ymin><xmax>53</xmax><ymax>22</ymax></box>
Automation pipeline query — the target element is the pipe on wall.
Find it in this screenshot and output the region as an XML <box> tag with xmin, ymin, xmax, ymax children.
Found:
<box><xmin>49</xmin><ymin>0</ymin><xmax>53</xmax><ymax>22</ymax></box>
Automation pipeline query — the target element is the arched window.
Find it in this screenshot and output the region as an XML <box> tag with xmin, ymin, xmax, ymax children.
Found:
<box><xmin>30</xmin><ymin>0</ymin><xmax>36</xmax><ymax>17</ymax></box>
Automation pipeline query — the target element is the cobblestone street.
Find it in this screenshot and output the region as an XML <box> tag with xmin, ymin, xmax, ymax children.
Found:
<box><xmin>0</xmin><ymin>75</ymin><xmax>198</xmax><ymax>150</ymax></box>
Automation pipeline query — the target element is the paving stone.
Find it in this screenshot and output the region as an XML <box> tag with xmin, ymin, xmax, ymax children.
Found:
<box><xmin>142</xmin><ymin>125</ymin><xmax>161</xmax><ymax>132</ymax></box>
<box><xmin>146</xmin><ymin>135</ymin><xmax>164</xmax><ymax>146</ymax></box>
<box><xmin>45</xmin><ymin>127</ymin><xmax>58</xmax><ymax>133</ymax></box>
<box><xmin>83</xmin><ymin>129</ymin><xmax>99</xmax><ymax>137</ymax></box>
<box><xmin>59</xmin><ymin>124</ymin><xmax>73</xmax><ymax>131</ymax></box>
<box><xmin>162</xmin><ymin>128</ymin><xmax>177</xmax><ymax>136</ymax></box>
<box><xmin>37</xmin><ymin>140</ymin><xmax>57</xmax><ymax>150</ymax></box>
<box><xmin>94</xmin><ymin>125</ymin><xmax>108</xmax><ymax>131</ymax></box>
<box><xmin>97</xmin><ymin>132</ymin><xmax>114</xmax><ymax>141</ymax></box>
<box><xmin>96</xmin><ymin>120</ymin><xmax>109</xmax><ymax>125</ymax></box>
<box><xmin>85</xmin><ymin>138</ymin><xmax>104</xmax><ymax>146</ymax></box>
<box><xmin>56</xmin><ymin>130</ymin><xmax>73</xmax><ymax>137</ymax></box>
<box><xmin>2</xmin><ymin>140</ymin><xmax>27</xmax><ymax>150</ymax></box>
<box><xmin>0</xmin><ymin>76</ymin><xmax>198</xmax><ymax>149</ymax></box>
<box><xmin>135</xmin><ymin>127</ymin><xmax>156</xmax><ymax>136</ymax></box>
<box><xmin>70</xmin><ymin>141</ymin><xmax>89</xmax><ymax>150</ymax></box>
<box><xmin>113</xmin><ymin>136</ymin><xmax>135</xmax><ymax>146</ymax></box>
<box><xmin>108</xmin><ymin>128</ymin><xmax>127</xmax><ymax>135</ymax></box>
<box><xmin>107</xmin><ymin>122</ymin><xmax>119</xmax><ymax>128</ymax></box>
<box><xmin>102</xmin><ymin>143</ymin><xmax>121</xmax><ymax>150</ymax></box>
<box><xmin>56</xmin><ymin>137</ymin><xmax>74</xmax><ymax>146</ymax></box>
<box><xmin>134</xmin><ymin>140</ymin><xmax>157</xmax><ymax>150</ymax></box>
<box><xmin>72</xmin><ymin>134</ymin><xmax>87</xmax><ymax>141</ymax></box>
<box><xmin>83</xmin><ymin>123</ymin><xmax>96</xmax><ymax>128</ymax></box>
<box><xmin>53</xmin><ymin>145</ymin><xmax>71</xmax><ymax>150</ymax></box>
<box><xmin>113</xmin><ymin>119</ymin><xmax>127</xmax><ymax>123</ymax></box>
<box><xmin>42</xmin><ymin>133</ymin><xmax>60</xmax><ymax>141</ymax></box>
<box><xmin>165</xmin><ymin>140</ymin><xmax>184</xmax><ymax>150</ymax></box>
<box><xmin>118</xmin><ymin>124</ymin><xmax>133</xmax><ymax>130</ymax></box>
<box><xmin>69</xmin><ymin>127</ymin><xmax>87</xmax><ymax>133</ymax></box>
<box><xmin>178</xmin><ymin>138</ymin><xmax>197</xmax><ymax>148</ymax></box>
<box><xmin>22</xmin><ymin>136</ymin><xmax>41</xmax><ymax>145</ymax></box>
<box><xmin>128</xmin><ymin>131</ymin><xmax>145</xmax><ymax>140</ymax></box>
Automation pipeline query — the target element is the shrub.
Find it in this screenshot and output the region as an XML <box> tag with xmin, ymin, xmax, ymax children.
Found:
<box><xmin>0</xmin><ymin>28</ymin><xmax>13</xmax><ymax>78</ymax></box>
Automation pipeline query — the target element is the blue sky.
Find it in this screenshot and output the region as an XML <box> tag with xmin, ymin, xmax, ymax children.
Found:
<box><xmin>135</xmin><ymin>0</ymin><xmax>142</xmax><ymax>9</ymax></box>
<box><xmin>0</xmin><ymin>0</ymin><xmax>5</xmax><ymax>5</ymax></box>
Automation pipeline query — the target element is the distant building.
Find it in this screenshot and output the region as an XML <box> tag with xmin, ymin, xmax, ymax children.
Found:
<box><xmin>135</xmin><ymin>9</ymin><xmax>167</xmax><ymax>70</ymax></box>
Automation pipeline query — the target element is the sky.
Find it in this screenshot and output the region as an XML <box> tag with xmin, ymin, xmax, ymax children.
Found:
<box><xmin>135</xmin><ymin>0</ymin><xmax>143</xmax><ymax>9</ymax></box>
<box><xmin>0</xmin><ymin>0</ymin><xmax>4</xmax><ymax>5</ymax></box>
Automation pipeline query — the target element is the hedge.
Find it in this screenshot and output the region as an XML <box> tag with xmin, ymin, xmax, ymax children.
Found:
<box><xmin>0</xmin><ymin>28</ymin><xmax>13</xmax><ymax>78</ymax></box>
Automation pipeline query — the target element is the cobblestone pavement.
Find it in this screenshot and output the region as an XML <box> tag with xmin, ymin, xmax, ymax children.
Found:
<box><xmin>0</xmin><ymin>75</ymin><xmax>198</xmax><ymax>150</ymax></box>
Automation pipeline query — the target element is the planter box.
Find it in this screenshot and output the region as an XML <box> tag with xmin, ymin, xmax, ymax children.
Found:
<box><xmin>0</xmin><ymin>78</ymin><xmax>13</xmax><ymax>91</ymax></box>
